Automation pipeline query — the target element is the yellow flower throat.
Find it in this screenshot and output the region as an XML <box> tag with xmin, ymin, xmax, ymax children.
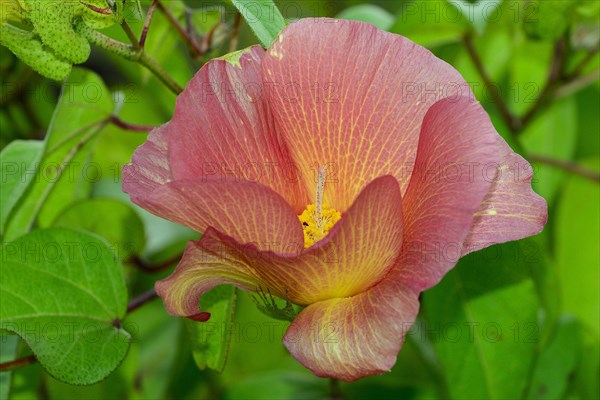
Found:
<box><xmin>297</xmin><ymin>166</ymin><xmax>341</xmax><ymax>248</ymax></box>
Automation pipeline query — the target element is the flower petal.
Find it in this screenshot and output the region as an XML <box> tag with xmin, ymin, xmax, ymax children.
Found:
<box><xmin>122</xmin><ymin>105</ymin><xmax>304</xmax><ymax>247</ymax></box>
<box><xmin>283</xmin><ymin>272</ymin><xmax>420</xmax><ymax>381</ymax></box>
<box><xmin>240</xmin><ymin>175</ymin><xmax>404</xmax><ymax>305</ymax></box>
<box><xmin>262</xmin><ymin>18</ymin><xmax>470</xmax><ymax>210</ymax></box>
<box><xmin>167</xmin><ymin>45</ymin><xmax>309</xmax><ymax>212</ymax></box>
<box><xmin>156</xmin><ymin>238</ymin><xmax>260</xmax><ymax>318</ymax></box>
<box><xmin>122</xmin><ymin>123</ymin><xmax>171</xmax><ymax>201</ymax></box>
<box><xmin>156</xmin><ymin>176</ymin><xmax>403</xmax><ymax>313</ymax></box>
<box><xmin>462</xmin><ymin>138</ymin><xmax>548</xmax><ymax>254</ymax></box>
<box><xmin>130</xmin><ymin>178</ymin><xmax>304</xmax><ymax>247</ymax></box>
<box><xmin>398</xmin><ymin>96</ymin><xmax>498</xmax><ymax>291</ymax></box>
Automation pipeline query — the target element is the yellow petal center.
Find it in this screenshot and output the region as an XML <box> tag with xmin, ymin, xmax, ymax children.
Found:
<box><xmin>298</xmin><ymin>204</ymin><xmax>341</xmax><ymax>248</ymax></box>
<box><xmin>297</xmin><ymin>165</ymin><xmax>341</xmax><ymax>248</ymax></box>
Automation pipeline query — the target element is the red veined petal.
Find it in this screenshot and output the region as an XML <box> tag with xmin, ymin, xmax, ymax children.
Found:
<box><xmin>462</xmin><ymin>136</ymin><xmax>547</xmax><ymax>254</ymax></box>
<box><xmin>155</xmin><ymin>238</ymin><xmax>260</xmax><ymax>317</ymax></box>
<box><xmin>283</xmin><ymin>271</ymin><xmax>420</xmax><ymax>381</ymax></box>
<box><xmin>399</xmin><ymin>96</ymin><xmax>498</xmax><ymax>291</ymax></box>
<box><xmin>167</xmin><ymin>45</ymin><xmax>309</xmax><ymax>212</ymax></box>
<box><xmin>129</xmin><ymin>178</ymin><xmax>304</xmax><ymax>248</ymax></box>
<box><xmin>122</xmin><ymin>123</ymin><xmax>171</xmax><ymax>201</ymax></box>
<box><xmin>262</xmin><ymin>18</ymin><xmax>470</xmax><ymax>210</ymax></box>
<box><xmin>156</xmin><ymin>176</ymin><xmax>403</xmax><ymax>312</ymax></box>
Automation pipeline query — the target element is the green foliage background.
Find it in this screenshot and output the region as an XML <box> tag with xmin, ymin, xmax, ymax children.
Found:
<box><xmin>1</xmin><ymin>0</ymin><xmax>599</xmax><ymax>399</ymax></box>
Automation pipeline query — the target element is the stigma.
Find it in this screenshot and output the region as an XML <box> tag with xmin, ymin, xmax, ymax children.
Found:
<box><xmin>298</xmin><ymin>166</ymin><xmax>341</xmax><ymax>248</ymax></box>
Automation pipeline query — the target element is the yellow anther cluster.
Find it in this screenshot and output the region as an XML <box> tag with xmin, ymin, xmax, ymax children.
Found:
<box><xmin>298</xmin><ymin>204</ymin><xmax>341</xmax><ymax>248</ymax></box>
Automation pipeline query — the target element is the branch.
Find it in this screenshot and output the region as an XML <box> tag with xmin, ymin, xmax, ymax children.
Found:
<box><xmin>463</xmin><ymin>32</ymin><xmax>522</xmax><ymax>133</ymax></box>
<box><xmin>528</xmin><ymin>154</ymin><xmax>600</xmax><ymax>183</ymax></box>
<box><xmin>156</xmin><ymin>0</ymin><xmax>203</xmax><ymax>57</ymax></box>
<box><xmin>565</xmin><ymin>45</ymin><xmax>600</xmax><ymax>80</ymax></box>
<box><xmin>204</xmin><ymin>20</ymin><xmax>221</xmax><ymax>53</ymax></box>
<box><xmin>77</xmin><ymin>24</ymin><xmax>183</xmax><ymax>95</ymax></box>
<box><xmin>126</xmin><ymin>287</ymin><xmax>158</xmax><ymax>314</ymax></box>
<box><xmin>0</xmin><ymin>67</ymin><xmax>35</xmax><ymax>107</ymax></box>
<box><xmin>138</xmin><ymin>51</ymin><xmax>184</xmax><ymax>94</ymax></box>
<box><xmin>128</xmin><ymin>253</ymin><xmax>182</xmax><ymax>273</ymax></box>
<box><xmin>120</xmin><ymin>20</ymin><xmax>141</xmax><ymax>50</ymax></box>
<box><xmin>521</xmin><ymin>38</ymin><xmax>567</xmax><ymax>128</ymax></box>
<box><xmin>329</xmin><ymin>378</ymin><xmax>345</xmax><ymax>400</ymax></box>
<box><xmin>139</xmin><ymin>0</ymin><xmax>159</xmax><ymax>48</ymax></box>
<box><xmin>554</xmin><ymin>68</ymin><xmax>600</xmax><ymax>99</ymax></box>
<box><xmin>229</xmin><ymin>12</ymin><xmax>242</xmax><ymax>53</ymax></box>
<box><xmin>110</xmin><ymin>115</ymin><xmax>156</xmax><ymax>132</ymax></box>
<box><xmin>0</xmin><ymin>355</ymin><xmax>36</xmax><ymax>372</ymax></box>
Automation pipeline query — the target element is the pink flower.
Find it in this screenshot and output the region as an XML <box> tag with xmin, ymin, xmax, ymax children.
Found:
<box><xmin>123</xmin><ymin>18</ymin><xmax>547</xmax><ymax>381</ymax></box>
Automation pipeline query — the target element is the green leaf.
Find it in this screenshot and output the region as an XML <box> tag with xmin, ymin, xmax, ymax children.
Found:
<box><xmin>5</xmin><ymin>353</ymin><xmax>41</xmax><ymax>400</ymax></box>
<box><xmin>218</xmin><ymin>294</ymin><xmax>306</xmax><ymax>382</ymax></box>
<box><xmin>189</xmin><ymin>5</ymin><xmax>227</xmax><ymax>45</ymax></box>
<box><xmin>15</xmin><ymin>0</ymin><xmax>123</xmax><ymax>68</ymax></box>
<box><xmin>89</xmin><ymin>178</ymin><xmax>196</xmax><ymax>256</ymax></box>
<box><xmin>130</xmin><ymin>301</ymin><xmax>183</xmax><ymax>398</ymax></box>
<box><xmin>521</xmin><ymin>97</ymin><xmax>578</xmax><ymax>205</ymax></box>
<box><xmin>526</xmin><ymin>316</ymin><xmax>581</xmax><ymax>399</ymax></box>
<box><xmin>45</xmin><ymin>296</ymin><xmax>184</xmax><ymax>400</ymax></box>
<box><xmin>555</xmin><ymin>158</ymin><xmax>600</xmax><ymax>399</ymax></box>
<box><xmin>347</xmin><ymin>332</ymin><xmax>440</xmax><ymax>399</ymax></box>
<box><xmin>230</xmin><ymin>0</ymin><xmax>286</xmax><ymax>48</ymax></box>
<box><xmin>185</xmin><ymin>285</ymin><xmax>236</xmax><ymax>372</ymax></box>
<box><xmin>574</xmin><ymin>86</ymin><xmax>600</xmax><ymax>159</ymax></box>
<box><xmin>523</xmin><ymin>0</ymin><xmax>578</xmax><ymax>41</ymax></box>
<box><xmin>509</xmin><ymin>39</ymin><xmax>553</xmax><ymax>115</ymax></box>
<box><xmin>138</xmin><ymin>0</ymin><xmax>188</xmax><ymax>82</ymax></box>
<box><xmin>52</xmin><ymin>198</ymin><xmax>146</xmax><ymax>261</ymax></box>
<box><xmin>0</xmin><ymin>140</ymin><xmax>44</xmax><ymax>236</ymax></box>
<box><xmin>336</xmin><ymin>4</ymin><xmax>395</xmax><ymax>30</ymax></box>
<box><xmin>3</xmin><ymin>68</ymin><xmax>113</xmax><ymax>241</ymax></box>
<box><xmin>423</xmin><ymin>240</ymin><xmax>540</xmax><ymax>399</ymax></box>
<box><xmin>0</xmin><ymin>228</ymin><xmax>130</xmax><ymax>385</ymax></box>
<box><xmin>224</xmin><ymin>371</ymin><xmax>327</xmax><ymax>400</ymax></box>
<box><xmin>453</xmin><ymin>29</ymin><xmax>513</xmax><ymax>103</ymax></box>
<box><xmin>142</xmin><ymin>2</ymin><xmax>228</xmax><ymax>68</ymax></box>
<box><xmin>19</xmin><ymin>0</ymin><xmax>90</xmax><ymax>64</ymax></box>
<box><xmin>0</xmin><ymin>24</ymin><xmax>72</xmax><ymax>81</ymax></box>
<box><xmin>0</xmin><ymin>0</ymin><xmax>21</xmax><ymax>23</ymax></box>
<box><xmin>390</xmin><ymin>0</ymin><xmax>468</xmax><ymax>47</ymax></box>
<box><xmin>124</xmin><ymin>0</ymin><xmax>143</xmax><ymax>22</ymax></box>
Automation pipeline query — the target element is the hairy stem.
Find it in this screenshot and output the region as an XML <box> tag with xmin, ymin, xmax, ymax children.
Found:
<box><xmin>77</xmin><ymin>24</ymin><xmax>183</xmax><ymax>95</ymax></box>
<box><xmin>120</xmin><ymin>20</ymin><xmax>140</xmax><ymax>49</ymax></box>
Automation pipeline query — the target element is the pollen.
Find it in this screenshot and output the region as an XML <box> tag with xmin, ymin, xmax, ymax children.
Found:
<box><xmin>297</xmin><ymin>166</ymin><xmax>341</xmax><ymax>248</ymax></box>
<box><xmin>298</xmin><ymin>204</ymin><xmax>341</xmax><ymax>248</ymax></box>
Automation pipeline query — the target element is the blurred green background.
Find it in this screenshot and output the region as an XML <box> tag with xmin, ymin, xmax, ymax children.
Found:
<box><xmin>1</xmin><ymin>0</ymin><xmax>599</xmax><ymax>399</ymax></box>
